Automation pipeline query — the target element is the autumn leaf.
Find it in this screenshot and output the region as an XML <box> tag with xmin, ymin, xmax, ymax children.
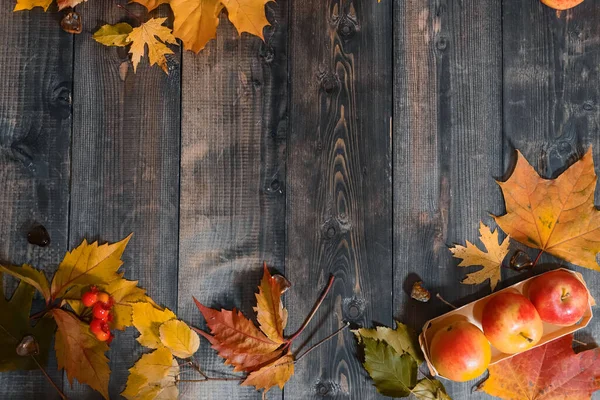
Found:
<box><xmin>495</xmin><ymin>148</ymin><xmax>600</xmax><ymax>271</ymax></box>
<box><xmin>126</xmin><ymin>17</ymin><xmax>177</xmax><ymax>74</ymax></box>
<box><xmin>50</xmin><ymin>235</ymin><xmax>131</xmax><ymax>300</ymax></box>
<box><xmin>93</xmin><ymin>23</ymin><xmax>134</xmax><ymax>47</ymax></box>
<box><xmin>479</xmin><ymin>334</ymin><xmax>600</xmax><ymax>399</ymax></box>
<box><xmin>130</xmin><ymin>0</ymin><xmax>170</xmax><ymax>11</ymax></box>
<box><xmin>220</xmin><ymin>0</ymin><xmax>271</xmax><ymax>39</ymax></box>
<box><xmin>254</xmin><ymin>262</ymin><xmax>287</xmax><ymax>344</ymax></box>
<box><xmin>159</xmin><ymin>319</ymin><xmax>200</xmax><ymax>358</ymax></box>
<box><xmin>51</xmin><ymin>309</ymin><xmax>110</xmax><ymax>400</ymax></box>
<box><xmin>13</xmin><ymin>0</ymin><xmax>52</xmax><ymax>11</ymax></box>
<box><xmin>57</xmin><ymin>0</ymin><xmax>86</xmax><ymax>10</ymax></box>
<box><xmin>0</xmin><ymin>264</ymin><xmax>51</xmax><ymax>302</ymax></box>
<box><xmin>0</xmin><ymin>273</ymin><xmax>55</xmax><ymax>371</ymax></box>
<box><xmin>449</xmin><ymin>222</ymin><xmax>510</xmax><ymax>291</ymax></box>
<box><xmin>132</xmin><ymin>302</ymin><xmax>177</xmax><ymax>348</ymax></box>
<box><xmin>241</xmin><ymin>351</ymin><xmax>294</xmax><ymax>393</ymax></box>
<box><xmin>413</xmin><ymin>379</ymin><xmax>452</xmax><ymax>400</ymax></box>
<box><xmin>167</xmin><ymin>0</ymin><xmax>223</xmax><ymax>52</ymax></box>
<box><xmin>354</xmin><ymin>321</ymin><xmax>424</xmax><ymax>364</ymax></box>
<box><xmin>122</xmin><ymin>346</ymin><xmax>179</xmax><ymax>400</ymax></box>
<box><xmin>362</xmin><ymin>337</ymin><xmax>417</xmax><ymax>397</ymax></box>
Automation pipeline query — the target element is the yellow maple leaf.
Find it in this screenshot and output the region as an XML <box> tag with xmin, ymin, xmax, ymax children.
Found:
<box><xmin>0</xmin><ymin>264</ymin><xmax>50</xmax><ymax>302</ymax></box>
<box><xmin>122</xmin><ymin>346</ymin><xmax>179</xmax><ymax>400</ymax></box>
<box><xmin>254</xmin><ymin>262</ymin><xmax>287</xmax><ymax>344</ymax></box>
<box><xmin>449</xmin><ymin>222</ymin><xmax>510</xmax><ymax>291</ymax></box>
<box><xmin>495</xmin><ymin>148</ymin><xmax>600</xmax><ymax>271</ymax></box>
<box><xmin>126</xmin><ymin>17</ymin><xmax>177</xmax><ymax>74</ymax></box>
<box><xmin>130</xmin><ymin>0</ymin><xmax>170</xmax><ymax>11</ymax></box>
<box><xmin>50</xmin><ymin>235</ymin><xmax>131</xmax><ymax>300</ymax></box>
<box><xmin>51</xmin><ymin>309</ymin><xmax>110</xmax><ymax>400</ymax></box>
<box><xmin>13</xmin><ymin>0</ymin><xmax>52</xmax><ymax>11</ymax></box>
<box><xmin>57</xmin><ymin>0</ymin><xmax>87</xmax><ymax>10</ymax></box>
<box><xmin>241</xmin><ymin>351</ymin><xmax>294</xmax><ymax>392</ymax></box>
<box><xmin>354</xmin><ymin>321</ymin><xmax>424</xmax><ymax>364</ymax></box>
<box><xmin>132</xmin><ymin>302</ymin><xmax>177</xmax><ymax>348</ymax></box>
<box><xmin>93</xmin><ymin>23</ymin><xmax>134</xmax><ymax>47</ymax></box>
<box><xmin>220</xmin><ymin>0</ymin><xmax>271</xmax><ymax>39</ymax></box>
<box><xmin>159</xmin><ymin>319</ymin><xmax>200</xmax><ymax>359</ymax></box>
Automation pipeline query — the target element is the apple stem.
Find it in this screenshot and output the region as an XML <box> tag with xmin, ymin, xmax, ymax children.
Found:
<box><xmin>436</xmin><ymin>293</ymin><xmax>457</xmax><ymax>309</ymax></box>
<box><xmin>532</xmin><ymin>250</ymin><xmax>544</xmax><ymax>267</ymax></box>
<box><xmin>561</xmin><ymin>288</ymin><xmax>571</xmax><ymax>302</ymax></box>
<box><xmin>519</xmin><ymin>332</ymin><xmax>534</xmax><ymax>343</ymax></box>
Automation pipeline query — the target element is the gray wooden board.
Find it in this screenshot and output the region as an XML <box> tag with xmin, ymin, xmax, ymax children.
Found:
<box><xmin>286</xmin><ymin>0</ymin><xmax>393</xmax><ymax>398</ymax></box>
<box><xmin>66</xmin><ymin>1</ymin><xmax>180</xmax><ymax>398</ymax></box>
<box><xmin>0</xmin><ymin>4</ymin><xmax>72</xmax><ymax>399</ymax></box>
<box><xmin>393</xmin><ymin>0</ymin><xmax>503</xmax><ymax>398</ymax></box>
<box><xmin>503</xmin><ymin>5</ymin><xmax>600</xmax><ymax>400</ymax></box>
<box><xmin>176</xmin><ymin>1</ymin><xmax>288</xmax><ymax>398</ymax></box>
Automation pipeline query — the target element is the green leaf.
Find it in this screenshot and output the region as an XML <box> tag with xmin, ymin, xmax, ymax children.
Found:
<box><xmin>0</xmin><ymin>264</ymin><xmax>51</xmax><ymax>302</ymax></box>
<box><xmin>93</xmin><ymin>23</ymin><xmax>134</xmax><ymax>47</ymax></box>
<box><xmin>362</xmin><ymin>337</ymin><xmax>417</xmax><ymax>398</ymax></box>
<box><xmin>354</xmin><ymin>320</ymin><xmax>424</xmax><ymax>364</ymax></box>
<box><xmin>413</xmin><ymin>378</ymin><xmax>452</xmax><ymax>400</ymax></box>
<box><xmin>0</xmin><ymin>273</ymin><xmax>56</xmax><ymax>371</ymax></box>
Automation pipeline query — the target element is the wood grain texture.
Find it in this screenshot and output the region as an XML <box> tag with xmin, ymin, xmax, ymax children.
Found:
<box><xmin>177</xmin><ymin>2</ymin><xmax>287</xmax><ymax>398</ymax></box>
<box><xmin>393</xmin><ymin>1</ymin><xmax>502</xmax><ymax>398</ymax></box>
<box><xmin>66</xmin><ymin>2</ymin><xmax>180</xmax><ymax>398</ymax></box>
<box><xmin>503</xmin><ymin>0</ymin><xmax>600</xmax><ymax>362</ymax></box>
<box><xmin>286</xmin><ymin>0</ymin><xmax>392</xmax><ymax>398</ymax></box>
<box><xmin>0</xmin><ymin>5</ymin><xmax>71</xmax><ymax>399</ymax></box>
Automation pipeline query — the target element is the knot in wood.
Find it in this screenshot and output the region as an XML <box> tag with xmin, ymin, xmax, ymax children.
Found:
<box><xmin>49</xmin><ymin>82</ymin><xmax>72</xmax><ymax>119</ymax></box>
<box><xmin>260</xmin><ymin>45</ymin><xmax>275</xmax><ymax>64</ymax></box>
<box><xmin>343</xmin><ymin>297</ymin><xmax>365</xmax><ymax>321</ymax></box>
<box><xmin>435</xmin><ymin>36</ymin><xmax>449</xmax><ymax>51</ymax></box>
<box><xmin>337</xmin><ymin>18</ymin><xmax>356</xmax><ymax>39</ymax></box>
<box><xmin>315</xmin><ymin>381</ymin><xmax>339</xmax><ymax>397</ymax></box>
<box><xmin>320</xmin><ymin>73</ymin><xmax>339</xmax><ymax>94</ymax></box>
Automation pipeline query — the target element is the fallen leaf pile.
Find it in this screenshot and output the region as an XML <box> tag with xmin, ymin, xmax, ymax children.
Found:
<box><xmin>354</xmin><ymin>322</ymin><xmax>450</xmax><ymax>399</ymax></box>
<box><xmin>194</xmin><ymin>263</ymin><xmax>294</xmax><ymax>393</ymax></box>
<box><xmin>479</xmin><ymin>334</ymin><xmax>600</xmax><ymax>399</ymax></box>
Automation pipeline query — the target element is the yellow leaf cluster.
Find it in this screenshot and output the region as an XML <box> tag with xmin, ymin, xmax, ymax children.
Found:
<box><xmin>122</xmin><ymin>347</ymin><xmax>179</xmax><ymax>400</ymax></box>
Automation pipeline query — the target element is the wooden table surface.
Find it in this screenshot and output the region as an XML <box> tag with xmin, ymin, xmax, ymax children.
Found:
<box><xmin>1</xmin><ymin>0</ymin><xmax>600</xmax><ymax>399</ymax></box>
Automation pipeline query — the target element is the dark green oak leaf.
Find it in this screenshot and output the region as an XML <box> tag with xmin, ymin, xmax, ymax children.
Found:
<box><xmin>362</xmin><ymin>337</ymin><xmax>417</xmax><ymax>397</ymax></box>
<box><xmin>0</xmin><ymin>273</ymin><xmax>56</xmax><ymax>371</ymax></box>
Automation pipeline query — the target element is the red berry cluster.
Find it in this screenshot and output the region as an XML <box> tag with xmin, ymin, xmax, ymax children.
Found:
<box><xmin>82</xmin><ymin>287</ymin><xmax>114</xmax><ymax>343</ymax></box>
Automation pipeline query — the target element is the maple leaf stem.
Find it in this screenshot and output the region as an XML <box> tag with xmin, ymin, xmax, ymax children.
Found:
<box><xmin>188</xmin><ymin>357</ymin><xmax>244</xmax><ymax>382</ymax></box>
<box><xmin>31</xmin><ymin>355</ymin><xmax>67</xmax><ymax>400</ymax></box>
<box><xmin>295</xmin><ymin>322</ymin><xmax>350</xmax><ymax>363</ymax></box>
<box><xmin>287</xmin><ymin>274</ymin><xmax>335</xmax><ymax>343</ymax></box>
<box><xmin>532</xmin><ymin>250</ymin><xmax>544</xmax><ymax>267</ymax></box>
<box><xmin>117</xmin><ymin>4</ymin><xmax>142</xmax><ymax>24</ymax></box>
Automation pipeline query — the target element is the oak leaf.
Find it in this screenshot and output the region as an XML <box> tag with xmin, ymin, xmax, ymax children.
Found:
<box><xmin>450</xmin><ymin>222</ymin><xmax>510</xmax><ymax>291</ymax></box>
<box><xmin>495</xmin><ymin>148</ymin><xmax>600</xmax><ymax>271</ymax></box>
<box><xmin>52</xmin><ymin>309</ymin><xmax>110</xmax><ymax>399</ymax></box>
<box><xmin>354</xmin><ymin>321</ymin><xmax>424</xmax><ymax>364</ymax></box>
<box><xmin>0</xmin><ymin>273</ymin><xmax>55</xmax><ymax>371</ymax></box>
<box><xmin>50</xmin><ymin>235</ymin><xmax>131</xmax><ymax>300</ymax></box>
<box><xmin>254</xmin><ymin>262</ymin><xmax>287</xmax><ymax>344</ymax></box>
<box><xmin>13</xmin><ymin>0</ymin><xmax>52</xmax><ymax>11</ymax></box>
<box><xmin>132</xmin><ymin>302</ymin><xmax>177</xmax><ymax>348</ymax></box>
<box><xmin>159</xmin><ymin>319</ymin><xmax>200</xmax><ymax>358</ymax></box>
<box><xmin>479</xmin><ymin>334</ymin><xmax>600</xmax><ymax>399</ymax></box>
<box><xmin>93</xmin><ymin>23</ymin><xmax>134</xmax><ymax>47</ymax></box>
<box><xmin>126</xmin><ymin>17</ymin><xmax>177</xmax><ymax>74</ymax></box>
<box><xmin>0</xmin><ymin>264</ymin><xmax>51</xmax><ymax>302</ymax></box>
<box><xmin>241</xmin><ymin>351</ymin><xmax>294</xmax><ymax>392</ymax></box>
<box><xmin>57</xmin><ymin>0</ymin><xmax>86</xmax><ymax>10</ymax></box>
<box><xmin>122</xmin><ymin>346</ymin><xmax>179</xmax><ymax>400</ymax></box>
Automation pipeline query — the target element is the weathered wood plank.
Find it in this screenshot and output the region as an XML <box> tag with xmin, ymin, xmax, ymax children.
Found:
<box><xmin>503</xmin><ymin>0</ymin><xmax>600</xmax><ymax>354</ymax></box>
<box><xmin>0</xmin><ymin>5</ymin><xmax>72</xmax><ymax>399</ymax></box>
<box><xmin>66</xmin><ymin>2</ymin><xmax>180</xmax><ymax>398</ymax></box>
<box><xmin>393</xmin><ymin>1</ymin><xmax>502</xmax><ymax>398</ymax></box>
<box><xmin>286</xmin><ymin>0</ymin><xmax>393</xmax><ymax>398</ymax></box>
<box><xmin>177</xmin><ymin>2</ymin><xmax>288</xmax><ymax>398</ymax></box>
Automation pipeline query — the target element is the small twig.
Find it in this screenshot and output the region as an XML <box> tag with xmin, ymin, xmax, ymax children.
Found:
<box><xmin>117</xmin><ymin>4</ymin><xmax>142</xmax><ymax>24</ymax></box>
<box><xmin>573</xmin><ymin>339</ymin><xmax>588</xmax><ymax>346</ymax></box>
<box><xmin>287</xmin><ymin>274</ymin><xmax>335</xmax><ymax>343</ymax></box>
<box><xmin>532</xmin><ymin>250</ymin><xmax>544</xmax><ymax>267</ymax></box>
<box><xmin>295</xmin><ymin>322</ymin><xmax>350</xmax><ymax>363</ymax></box>
<box><xmin>436</xmin><ymin>293</ymin><xmax>457</xmax><ymax>309</ymax></box>
<box><xmin>32</xmin><ymin>356</ymin><xmax>67</xmax><ymax>400</ymax></box>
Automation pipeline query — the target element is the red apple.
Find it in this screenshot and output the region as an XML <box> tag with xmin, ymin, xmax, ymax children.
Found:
<box><xmin>528</xmin><ymin>270</ymin><xmax>589</xmax><ymax>326</ymax></box>
<box><xmin>429</xmin><ymin>320</ymin><xmax>491</xmax><ymax>382</ymax></box>
<box><xmin>540</xmin><ymin>0</ymin><xmax>584</xmax><ymax>10</ymax></box>
<box><xmin>482</xmin><ymin>292</ymin><xmax>543</xmax><ymax>354</ymax></box>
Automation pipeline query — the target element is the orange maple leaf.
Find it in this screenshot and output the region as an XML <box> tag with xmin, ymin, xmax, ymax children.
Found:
<box><xmin>254</xmin><ymin>262</ymin><xmax>288</xmax><ymax>343</ymax></box>
<box><xmin>495</xmin><ymin>148</ymin><xmax>600</xmax><ymax>271</ymax></box>
<box><xmin>241</xmin><ymin>351</ymin><xmax>294</xmax><ymax>392</ymax></box>
<box><xmin>479</xmin><ymin>334</ymin><xmax>600</xmax><ymax>399</ymax></box>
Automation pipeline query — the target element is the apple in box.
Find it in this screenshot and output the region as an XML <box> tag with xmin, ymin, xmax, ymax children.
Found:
<box><xmin>482</xmin><ymin>292</ymin><xmax>543</xmax><ymax>354</ymax></box>
<box><xmin>527</xmin><ymin>270</ymin><xmax>589</xmax><ymax>326</ymax></box>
